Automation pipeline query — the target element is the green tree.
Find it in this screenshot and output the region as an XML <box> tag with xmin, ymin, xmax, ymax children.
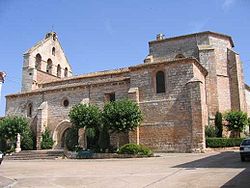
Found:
<box><xmin>69</xmin><ymin>104</ymin><xmax>102</xmax><ymax>129</ymax></box>
<box><xmin>215</xmin><ymin>112</ymin><xmax>223</xmax><ymax>137</ymax></box>
<box><xmin>0</xmin><ymin>116</ymin><xmax>34</xmax><ymax>151</ymax></box>
<box><xmin>69</xmin><ymin>104</ymin><xmax>102</xmax><ymax>149</ymax></box>
<box><xmin>102</xmin><ymin>99</ymin><xmax>143</xmax><ymax>141</ymax></box>
<box><xmin>224</xmin><ymin>111</ymin><xmax>248</xmax><ymax>138</ymax></box>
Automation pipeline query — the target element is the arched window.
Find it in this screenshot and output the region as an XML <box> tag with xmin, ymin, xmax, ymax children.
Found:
<box><xmin>64</xmin><ymin>67</ymin><xmax>68</xmax><ymax>77</ymax></box>
<box><xmin>53</xmin><ymin>34</ymin><xmax>56</xmax><ymax>41</ymax></box>
<box><xmin>46</xmin><ymin>59</ymin><xmax>53</xmax><ymax>74</ymax></box>
<box><xmin>35</xmin><ymin>54</ymin><xmax>42</xmax><ymax>70</ymax></box>
<box><xmin>156</xmin><ymin>71</ymin><xmax>166</xmax><ymax>93</ymax></box>
<box><xmin>27</xmin><ymin>103</ymin><xmax>33</xmax><ymax>117</ymax></box>
<box><xmin>175</xmin><ymin>54</ymin><xmax>185</xmax><ymax>59</ymax></box>
<box><xmin>57</xmin><ymin>64</ymin><xmax>61</xmax><ymax>78</ymax></box>
<box><xmin>52</xmin><ymin>47</ymin><xmax>55</xmax><ymax>56</ymax></box>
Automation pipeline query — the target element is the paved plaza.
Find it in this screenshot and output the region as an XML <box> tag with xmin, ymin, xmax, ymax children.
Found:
<box><xmin>0</xmin><ymin>151</ymin><xmax>250</xmax><ymax>188</ymax></box>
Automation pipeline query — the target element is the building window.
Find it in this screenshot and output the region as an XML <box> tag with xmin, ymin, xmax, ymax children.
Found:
<box><xmin>64</xmin><ymin>67</ymin><xmax>68</xmax><ymax>77</ymax></box>
<box><xmin>62</xmin><ymin>98</ymin><xmax>69</xmax><ymax>107</ymax></box>
<box><xmin>175</xmin><ymin>54</ymin><xmax>185</xmax><ymax>59</ymax></box>
<box><xmin>35</xmin><ymin>54</ymin><xmax>42</xmax><ymax>70</ymax></box>
<box><xmin>156</xmin><ymin>71</ymin><xmax>166</xmax><ymax>93</ymax></box>
<box><xmin>52</xmin><ymin>47</ymin><xmax>55</xmax><ymax>56</ymax></box>
<box><xmin>104</xmin><ymin>93</ymin><xmax>115</xmax><ymax>102</ymax></box>
<box><xmin>27</xmin><ymin>103</ymin><xmax>33</xmax><ymax>117</ymax></box>
<box><xmin>53</xmin><ymin>34</ymin><xmax>56</xmax><ymax>41</ymax></box>
<box><xmin>57</xmin><ymin>64</ymin><xmax>61</xmax><ymax>78</ymax></box>
<box><xmin>46</xmin><ymin>59</ymin><xmax>53</xmax><ymax>74</ymax></box>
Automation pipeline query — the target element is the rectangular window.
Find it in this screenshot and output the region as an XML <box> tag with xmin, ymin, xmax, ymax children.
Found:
<box><xmin>104</xmin><ymin>93</ymin><xmax>115</xmax><ymax>102</ymax></box>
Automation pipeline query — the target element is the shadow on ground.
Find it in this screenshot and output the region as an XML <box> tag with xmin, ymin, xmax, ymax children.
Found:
<box><xmin>173</xmin><ymin>151</ymin><xmax>250</xmax><ymax>187</ymax></box>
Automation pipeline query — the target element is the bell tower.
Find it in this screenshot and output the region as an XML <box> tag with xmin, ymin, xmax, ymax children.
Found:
<box><xmin>21</xmin><ymin>32</ymin><xmax>73</xmax><ymax>92</ymax></box>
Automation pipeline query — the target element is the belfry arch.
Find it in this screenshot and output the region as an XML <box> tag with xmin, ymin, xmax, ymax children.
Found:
<box><xmin>53</xmin><ymin>120</ymin><xmax>72</xmax><ymax>149</ymax></box>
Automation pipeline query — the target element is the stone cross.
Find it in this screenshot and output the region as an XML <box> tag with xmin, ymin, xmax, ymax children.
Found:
<box><xmin>15</xmin><ymin>133</ymin><xmax>21</xmax><ymax>153</ymax></box>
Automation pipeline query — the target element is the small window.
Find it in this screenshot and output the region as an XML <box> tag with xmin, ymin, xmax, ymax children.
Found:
<box><xmin>104</xmin><ymin>93</ymin><xmax>115</xmax><ymax>102</ymax></box>
<box><xmin>175</xmin><ymin>54</ymin><xmax>185</xmax><ymax>59</ymax></box>
<box><xmin>156</xmin><ymin>71</ymin><xmax>166</xmax><ymax>93</ymax></box>
<box><xmin>53</xmin><ymin>34</ymin><xmax>56</xmax><ymax>41</ymax></box>
<box><xmin>52</xmin><ymin>47</ymin><xmax>55</xmax><ymax>56</ymax></box>
<box><xmin>27</xmin><ymin>103</ymin><xmax>33</xmax><ymax>117</ymax></box>
<box><xmin>62</xmin><ymin>99</ymin><xmax>69</xmax><ymax>107</ymax></box>
<box><xmin>57</xmin><ymin>64</ymin><xmax>61</xmax><ymax>78</ymax></box>
<box><xmin>46</xmin><ymin>59</ymin><xmax>53</xmax><ymax>74</ymax></box>
<box><xmin>64</xmin><ymin>67</ymin><xmax>68</xmax><ymax>77</ymax></box>
<box><xmin>35</xmin><ymin>53</ymin><xmax>42</xmax><ymax>70</ymax></box>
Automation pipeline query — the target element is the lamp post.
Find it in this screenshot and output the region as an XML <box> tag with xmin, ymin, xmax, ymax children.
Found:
<box><xmin>0</xmin><ymin>72</ymin><xmax>6</xmax><ymax>101</ymax></box>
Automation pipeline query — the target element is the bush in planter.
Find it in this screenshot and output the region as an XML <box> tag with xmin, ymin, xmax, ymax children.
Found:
<box><xmin>41</xmin><ymin>129</ymin><xmax>54</xmax><ymax>149</ymax></box>
<box><xmin>118</xmin><ymin>143</ymin><xmax>153</xmax><ymax>156</ymax></box>
<box><xmin>206</xmin><ymin>138</ymin><xmax>244</xmax><ymax>148</ymax></box>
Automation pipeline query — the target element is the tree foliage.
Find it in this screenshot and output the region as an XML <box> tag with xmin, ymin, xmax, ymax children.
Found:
<box><xmin>102</xmin><ymin>99</ymin><xmax>143</xmax><ymax>133</ymax></box>
<box><xmin>224</xmin><ymin>111</ymin><xmax>248</xmax><ymax>137</ymax></box>
<box><xmin>41</xmin><ymin>128</ymin><xmax>54</xmax><ymax>149</ymax></box>
<box><xmin>215</xmin><ymin>112</ymin><xmax>223</xmax><ymax>137</ymax></box>
<box><xmin>0</xmin><ymin>116</ymin><xmax>29</xmax><ymax>141</ymax></box>
<box><xmin>0</xmin><ymin>116</ymin><xmax>34</xmax><ymax>151</ymax></box>
<box><xmin>69</xmin><ymin>104</ymin><xmax>102</xmax><ymax>129</ymax></box>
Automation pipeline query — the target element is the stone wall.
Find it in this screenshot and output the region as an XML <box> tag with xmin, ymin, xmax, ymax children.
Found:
<box><xmin>129</xmin><ymin>58</ymin><xmax>207</xmax><ymax>152</ymax></box>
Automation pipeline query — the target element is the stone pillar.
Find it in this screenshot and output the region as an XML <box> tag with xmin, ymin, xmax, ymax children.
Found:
<box><xmin>36</xmin><ymin>101</ymin><xmax>48</xmax><ymax>150</ymax></box>
<box><xmin>186</xmin><ymin>77</ymin><xmax>207</xmax><ymax>152</ymax></box>
<box><xmin>15</xmin><ymin>133</ymin><xmax>21</xmax><ymax>153</ymax></box>
<box><xmin>78</xmin><ymin>128</ymin><xmax>87</xmax><ymax>150</ymax></box>
<box><xmin>128</xmin><ymin>87</ymin><xmax>140</xmax><ymax>144</ymax></box>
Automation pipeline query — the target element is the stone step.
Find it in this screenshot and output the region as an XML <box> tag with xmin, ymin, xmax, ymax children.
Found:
<box><xmin>5</xmin><ymin>150</ymin><xmax>64</xmax><ymax>160</ymax></box>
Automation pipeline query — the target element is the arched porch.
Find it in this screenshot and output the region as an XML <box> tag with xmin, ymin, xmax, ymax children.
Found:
<box><xmin>53</xmin><ymin>120</ymin><xmax>72</xmax><ymax>149</ymax></box>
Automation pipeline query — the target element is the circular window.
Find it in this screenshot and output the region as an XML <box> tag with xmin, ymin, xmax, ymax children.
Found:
<box><xmin>63</xmin><ymin>99</ymin><xmax>69</xmax><ymax>107</ymax></box>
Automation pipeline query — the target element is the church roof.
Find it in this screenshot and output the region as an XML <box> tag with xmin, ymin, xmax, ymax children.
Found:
<box><xmin>149</xmin><ymin>31</ymin><xmax>234</xmax><ymax>47</ymax></box>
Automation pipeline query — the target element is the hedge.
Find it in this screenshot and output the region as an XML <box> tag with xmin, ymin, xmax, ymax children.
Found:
<box><xmin>118</xmin><ymin>143</ymin><xmax>153</xmax><ymax>156</ymax></box>
<box><xmin>206</xmin><ymin>138</ymin><xmax>244</xmax><ymax>148</ymax></box>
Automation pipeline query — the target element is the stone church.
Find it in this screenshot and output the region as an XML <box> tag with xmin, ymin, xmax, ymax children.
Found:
<box><xmin>5</xmin><ymin>31</ymin><xmax>250</xmax><ymax>152</ymax></box>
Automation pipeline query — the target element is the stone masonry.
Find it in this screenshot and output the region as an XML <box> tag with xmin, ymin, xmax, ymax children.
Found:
<box><xmin>5</xmin><ymin>31</ymin><xmax>249</xmax><ymax>152</ymax></box>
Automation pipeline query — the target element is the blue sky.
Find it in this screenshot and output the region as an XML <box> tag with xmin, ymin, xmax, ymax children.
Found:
<box><xmin>0</xmin><ymin>0</ymin><xmax>250</xmax><ymax>116</ymax></box>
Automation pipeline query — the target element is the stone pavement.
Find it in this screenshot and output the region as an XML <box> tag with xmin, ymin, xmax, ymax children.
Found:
<box><xmin>0</xmin><ymin>151</ymin><xmax>250</xmax><ymax>187</ymax></box>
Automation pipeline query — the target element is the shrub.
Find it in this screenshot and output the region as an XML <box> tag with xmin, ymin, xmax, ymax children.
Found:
<box><xmin>205</xmin><ymin>125</ymin><xmax>217</xmax><ymax>138</ymax></box>
<box><xmin>21</xmin><ymin>130</ymin><xmax>34</xmax><ymax>150</ymax></box>
<box><xmin>215</xmin><ymin>112</ymin><xmax>223</xmax><ymax>137</ymax></box>
<box><xmin>41</xmin><ymin>129</ymin><xmax>54</xmax><ymax>149</ymax></box>
<box><xmin>118</xmin><ymin>143</ymin><xmax>152</xmax><ymax>156</ymax></box>
<box><xmin>65</xmin><ymin>128</ymin><xmax>78</xmax><ymax>151</ymax></box>
<box><xmin>206</xmin><ymin>138</ymin><xmax>244</xmax><ymax>148</ymax></box>
<box><xmin>224</xmin><ymin>111</ymin><xmax>248</xmax><ymax>137</ymax></box>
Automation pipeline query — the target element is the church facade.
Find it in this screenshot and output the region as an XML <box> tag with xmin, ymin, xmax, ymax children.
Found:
<box><xmin>5</xmin><ymin>31</ymin><xmax>250</xmax><ymax>152</ymax></box>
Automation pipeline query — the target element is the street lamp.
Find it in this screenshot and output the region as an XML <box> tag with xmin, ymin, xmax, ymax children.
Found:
<box><xmin>0</xmin><ymin>71</ymin><xmax>6</xmax><ymax>100</ymax></box>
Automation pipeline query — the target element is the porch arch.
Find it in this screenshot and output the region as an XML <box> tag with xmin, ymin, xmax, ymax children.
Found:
<box><xmin>53</xmin><ymin>120</ymin><xmax>72</xmax><ymax>149</ymax></box>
